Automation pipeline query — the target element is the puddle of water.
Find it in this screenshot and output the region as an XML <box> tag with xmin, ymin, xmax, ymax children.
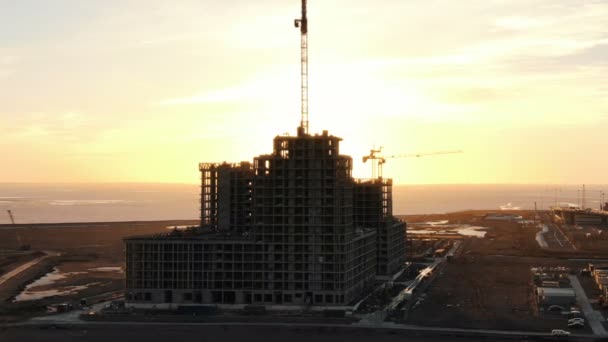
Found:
<box><xmin>166</xmin><ymin>225</ymin><xmax>191</xmax><ymax>230</ymax></box>
<box><xmin>453</xmin><ymin>226</ymin><xmax>487</xmax><ymax>238</ymax></box>
<box><xmin>13</xmin><ymin>268</ymin><xmax>88</xmax><ymax>302</ymax></box>
<box><xmin>22</xmin><ymin>268</ymin><xmax>66</xmax><ymax>287</ymax></box>
<box><xmin>408</xmin><ymin>225</ymin><xmax>488</xmax><ymax>238</ymax></box>
<box><xmin>15</xmin><ymin>283</ymin><xmax>100</xmax><ymax>302</ymax></box>
<box><xmin>421</xmin><ymin>220</ymin><xmax>449</xmax><ymax>226</ymax></box>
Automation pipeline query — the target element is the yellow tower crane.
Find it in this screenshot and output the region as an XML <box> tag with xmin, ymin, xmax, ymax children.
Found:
<box><xmin>362</xmin><ymin>147</ymin><xmax>463</xmax><ymax>179</ymax></box>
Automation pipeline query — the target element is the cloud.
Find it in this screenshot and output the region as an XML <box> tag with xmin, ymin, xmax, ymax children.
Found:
<box><xmin>136</xmin><ymin>33</ymin><xmax>209</xmax><ymax>47</ymax></box>
<box><xmin>158</xmin><ymin>85</ymin><xmax>257</xmax><ymax>105</ymax></box>
<box><xmin>157</xmin><ymin>71</ymin><xmax>296</xmax><ymax>106</ymax></box>
<box><xmin>495</xmin><ymin>16</ymin><xmax>546</xmax><ymax>31</ymax></box>
<box><xmin>0</xmin><ymin>53</ymin><xmax>18</xmax><ymax>77</ymax></box>
<box><xmin>6</xmin><ymin>112</ymin><xmax>101</xmax><ymax>143</ymax></box>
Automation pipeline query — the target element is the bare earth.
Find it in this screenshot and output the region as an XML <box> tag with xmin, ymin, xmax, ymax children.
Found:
<box><xmin>0</xmin><ymin>220</ymin><xmax>196</xmax><ymax>322</ymax></box>
<box><xmin>0</xmin><ymin>212</ymin><xmax>606</xmax><ymax>335</ymax></box>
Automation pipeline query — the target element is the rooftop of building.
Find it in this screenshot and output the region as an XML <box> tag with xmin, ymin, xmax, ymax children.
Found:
<box><xmin>125</xmin><ymin>225</ymin><xmax>378</xmax><ymax>242</ymax></box>
<box><xmin>124</xmin><ymin>226</ymin><xmax>255</xmax><ymax>242</ymax></box>
<box><xmin>537</xmin><ymin>287</ymin><xmax>576</xmax><ymax>296</ymax></box>
<box><xmin>554</xmin><ymin>207</ymin><xmax>608</xmax><ymax>215</ymax></box>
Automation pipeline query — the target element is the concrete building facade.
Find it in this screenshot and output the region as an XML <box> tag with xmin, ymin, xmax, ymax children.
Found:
<box><xmin>125</xmin><ymin>129</ymin><xmax>405</xmax><ymax>308</ymax></box>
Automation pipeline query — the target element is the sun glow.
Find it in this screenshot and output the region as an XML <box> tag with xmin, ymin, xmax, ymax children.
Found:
<box><xmin>2</xmin><ymin>1</ymin><xmax>607</xmax><ymax>184</ymax></box>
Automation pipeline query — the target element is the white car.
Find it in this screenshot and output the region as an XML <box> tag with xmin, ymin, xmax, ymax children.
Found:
<box><xmin>568</xmin><ymin>318</ymin><xmax>584</xmax><ymax>323</ymax></box>
<box><xmin>568</xmin><ymin>321</ymin><xmax>584</xmax><ymax>329</ymax></box>
<box><xmin>551</xmin><ymin>329</ymin><xmax>571</xmax><ymax>336</ymax></box>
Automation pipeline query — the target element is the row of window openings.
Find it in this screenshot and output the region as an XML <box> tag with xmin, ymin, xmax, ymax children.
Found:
<box><xmin>128</xmin><ymin>282</ymin><xmax>340</xmax><ymax>292</ymax></box>
<box><xmin>131</xmin><ymin>262</ymin><xmax>341</xmax><ymax>272</ymax></box>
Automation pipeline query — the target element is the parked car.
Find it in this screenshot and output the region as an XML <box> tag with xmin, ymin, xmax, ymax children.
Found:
<box><xmin>551</xmin><ymin>329</ymin><xmax>570</xmax><ymax>336</ymax></box>
<box><xmin>548</xmin><ymin>305</ymin><xmax>565</xmax><ymax>311</ymax></box>
<box><xmin>568</xmin><ymin>318</ymin><xmax>584</xmax><ymax>324</ymax></box>
<box><xmin>568</xmin><ymin>321</ymin><xmax>584</xmax><ymax>329</ymax></box>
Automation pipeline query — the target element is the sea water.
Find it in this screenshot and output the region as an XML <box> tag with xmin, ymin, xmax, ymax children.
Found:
<box><xmin>0</xmin><ymin>183</ymin><xmax>605</xmax><ymax>223</ymax></box>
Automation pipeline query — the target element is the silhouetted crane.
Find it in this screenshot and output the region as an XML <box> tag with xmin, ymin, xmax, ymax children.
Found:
<box><xmin>7</xmin><ymin>210</ymin><xmax>15</xmax><ymax>224</ymax></box>
<box><xmin>362</xmin><ymin>147</ymin><xmax>463</xmax><ymax>178</ymax></box>
<box><xmin>294</xmin><ymin>0</ymin><xmax>309</xmax><ymax>135</ymax></box>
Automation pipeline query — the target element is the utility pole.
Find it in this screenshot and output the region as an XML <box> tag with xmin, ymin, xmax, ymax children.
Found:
<box><xmin>294</xmin><ymin>0</ymin><xmax>309</xmax><ymax>135</ymax></box>
<box><xmin>554</xmin><ymin>188</ymin><xmax>561</xmax><ymax>208</ymax></box>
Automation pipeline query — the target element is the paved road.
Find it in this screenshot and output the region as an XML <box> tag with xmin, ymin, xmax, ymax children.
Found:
<box><xmin>0</xmin><ymin>251</ymin><xmax>58</xmax><ymax>287</ymax></box>
<box><xmin>1</xmin><ymin>324</ymin><xmax>565</xmax><ymax>342</ymax></box>
<box><xmin>538</xmin><ymin>214</ymin><xmax>575</xmax><ymax>250</ymax></box>
<box><xmin>568</xmin><ymin>274</ymin><xmax>607</xmax><ymax>336</ymax></box>
<box><xmin>6</xmin><ymin>320</ymin><xmax>597</xmax><ymax>340</ymax></box>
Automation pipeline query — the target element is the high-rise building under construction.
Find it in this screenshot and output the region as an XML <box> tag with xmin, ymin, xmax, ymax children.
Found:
<box><xmin>125</xmin><ymin>129</ymin><xmax>405</xmax><ymax>308</ymax></box>
<box><xmin>124</xmin><ymin>0</ymin><xmax>405</xmax><ymax>309</ymax></box>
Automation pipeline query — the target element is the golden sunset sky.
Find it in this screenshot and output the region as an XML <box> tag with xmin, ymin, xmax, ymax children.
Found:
<box><xmin>1</xmin><ymin>1</ymin><xmax>607</xmax><ymax>184</ymax></box>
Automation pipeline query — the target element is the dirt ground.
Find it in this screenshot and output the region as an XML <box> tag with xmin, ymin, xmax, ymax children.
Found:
<box><xmin>1</xmin><ymin>212</ymin><xmax>606</xmax><ymax>332</ymax></box>
<box><xmin>406</xmin><ymin>255</ymin><xmax>574</xmax><ymax>331</ymax></box>
<box><xmin>401</xmin><ymin>210</ymin><xmax>596</xmax><ymax>332</ymax></box>
<box><xmin>0</xmin><ymin>220</ymin><xmax>196</xmax><ymax>321</ymax></box>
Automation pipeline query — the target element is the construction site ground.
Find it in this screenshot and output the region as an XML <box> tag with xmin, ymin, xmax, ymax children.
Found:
<box><xmin>0</xmin><ymin>220</ymin><xmax>196</xmax><ymax>322</ymax></box>
<box><xmin>402</xmin><ymin>210</ymin><xmax>606</xmax><ymax>333</ymax></box>
<box><xmin>2</xmin><ymin>212</ymin><xmax>608</xmax><ymax>334</ymax></box>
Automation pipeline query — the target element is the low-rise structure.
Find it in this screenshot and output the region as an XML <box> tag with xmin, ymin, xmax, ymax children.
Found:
<box><xmin>536</xmin><ymin>287</ymin><xmax>576</xmax><ymax>307</ymax></box>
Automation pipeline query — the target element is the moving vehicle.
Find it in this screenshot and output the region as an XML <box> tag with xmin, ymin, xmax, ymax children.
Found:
<box><xmin>568</xmin><ymin>321</ymin><xmax>584</xmax><ymax>329</ymax></box>
<box><xmin>568</xmin><ymin>318</ymin><xmax>584</xmax><ymax>324</ymax></box>
<box><xmin>551</xmin><ymin>329</ymin><xmax>570</xmax><ymax>336</ymax></box>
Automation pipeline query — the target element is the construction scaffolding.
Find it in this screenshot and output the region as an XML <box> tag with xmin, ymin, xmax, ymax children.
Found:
<box><xmin>124</xmin><ymin>0</ymin><xmax>405</xmax><ymax>309</ymax></box>
<box><xmin>126</xmin><ymin>131</ymin><xmax>386</xmax><ymax>307</ymax></box>
<box><xmin>199</xmin><ymin>162</ymin><xmax>254</xmax><ymax>233</ymax></box>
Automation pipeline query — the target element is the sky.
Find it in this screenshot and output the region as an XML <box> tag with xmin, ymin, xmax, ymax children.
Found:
<box><xmin>1</xmin><ymin>0</ymin><xmax>607</xmax><ymax>185</ymax></box>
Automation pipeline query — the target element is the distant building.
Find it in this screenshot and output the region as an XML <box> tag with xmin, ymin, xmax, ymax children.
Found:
<box><xmin>125</xmin><ymin>129</ymin><xmax>405</xmax><ymax>309</ymax></box>
<box><xmin>554</xmin><ymin>208</ymin><xmax>607</xmax><ymax>226</ymax></box>
<box><xmin>536</xmin><ymin>287</ymin><xmax>576</xmax><ymax>307</ymax></box>
<box><xmin>484</xmin><ymin>213</ymin><xmax>523</xmax><ymax>222</ymax></box>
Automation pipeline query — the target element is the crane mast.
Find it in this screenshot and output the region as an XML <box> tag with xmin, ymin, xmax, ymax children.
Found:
<box><xmin>7</xmin><ymin>210</ymin><xmax>15</xmax><ymax>225</ymax></box>
<box><xmin>294</xmin><ymin>0</ymin><xmax>309</xmax><ymax>135</ymax></box>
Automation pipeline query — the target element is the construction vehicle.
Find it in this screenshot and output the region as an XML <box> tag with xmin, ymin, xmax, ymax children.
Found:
<box><xmin>362</xmin><ymin>147</ymin><xmax>463</xmax><ymax>178</ymax></box>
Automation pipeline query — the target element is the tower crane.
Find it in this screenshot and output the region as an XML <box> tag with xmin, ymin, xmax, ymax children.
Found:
<box><xmin>294</xmin><ymin>0</ymin><xmax>309</xmax><ymax>136</ymax></box>
<box><xmin>6</xmin><ymin>210</ymin><xmax>28</xmax><ymax>250</ymax></box>
<box><xmin>362</xmin><ymin>147</ymin><xmax>463</xmax><ymax>178</ymax></box>
<box><xmin>7</xmin><ymin>210</ymin><xmax>15</xmax><ymax>224</ymax></box>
